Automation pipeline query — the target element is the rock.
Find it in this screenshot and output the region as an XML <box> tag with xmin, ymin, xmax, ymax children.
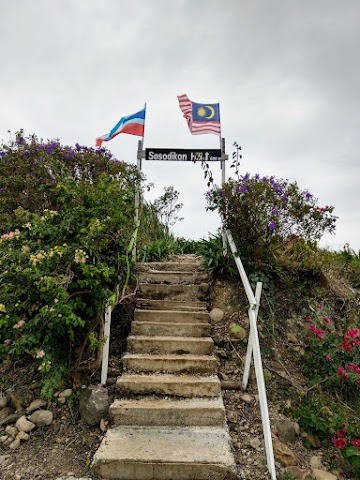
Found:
<box><xmin>100</xmin><ymin>418</ymin><xmax>108</xmax><ymax>432</ymax></box>
<box><xmin>312</xmin><ymin>469</ymin><xmax>337</xmax><ymax>480</ymax></box>
<box><xmin>58</xmin><ymin>397</ymin><xmax>67</xmax><ymax>404</ymax></box>
<box><xmin>285</xmin><ymin>466</ymin><xmax>313</xmax><ymax>480</ymax></box>
<box><xmin>227</xmin><ymin>411</ymin><xmax>238</xmax><ymax>423</ymax></box>
<box><xmin>0</xmin><ymin>454</ymin><xmax>11</xmax><ymax>467</ymax></box>
<box><xmin>79</xmin><ymin>385</ymin><xmax>109</xmax><ymax>426</ymax></box>
<box><xmin>273</xmin><ymin>418</ymin><xmax>297</xmax><ymax>444</ymax></box>
<box><xmin>0</xmin><ymin>435</ymin><xmax>8</xmax><ymax>443</ymax></box>
<box><xmin>303</xmin><ymin>431</ymin><xmax>321</xmax><ymax>448</ymax></box>
<box><xmin>0</xmin><ymin>413</ymin><xmax>21</xmax><ymax>427</ymax></box>
<box><xmin>229</xmin><ymin>324</ymin><xmax>247</xmax><ymax>340</ymax></box>
<box><xmin>58</xmin><ymin>388</ymin><xmax>73</xmax><ymax>399</ymax></box>
<box><xmin>0</xmin><ymin>392</ymin><xmax>9</xmax><ymax>409</ymax></box>
<box><xmin>294</xmin><ymin>422</ymin><xmax>301</xmax><ymax>436</ymax></box>
<box><xmin>210</xmin><ymin>308</ymin><xmax>224</xmax><ymax>323</ymax></box>
<box><xmin>16</xmin><ymin>431</ymin><xmax>30</xmax><ymax>441</ymax></box>
<box><xmin>7</xmin><ymin>386</ymin><xmax>34</xmax><ymax>412</ymax></box>
<box><xmin>0</xmin><ymin>406</ymin><xmax>14</xmax><ymax>421</ymax></box>
<box><xmin>29</xmin><ymin>409</ymin><xmax>53</xmax><ymax>426</ymax></box>
<box><xmin>9</xmin><ymin>437</ymin><xmax>21</xmax><ymax>449</ymax></box>
<box><xmin>5</xmin><ymin>425</ymin><xmax>18</xmax><ymax>437</ymax></box>
<box><xmin>218</xmin><ymin>372</ymin><xmax>229</xmax><ymax>381</ymax></box>
<box><xmin>273</xmin><ymin>438</ymin><xmax>297</xmax><ymax>466</ymax></box>
<box><xmin>26</xmin><ymin>398</ymin><xmax>47</xmax><ymax>413</ymax></box>
<box><xmin>310</xmin><ymin>455</ymin><xmax>323</xmax><ymax>469</ymax></box>
<box><xmin>15</xmin><ymin>415</ymin><xmax>36</xmax><ymax>433</ymax></box>
<box><xmin>287</xmin><ymin>333</ymin><xmax>299</xmax><ymax>344</ymax></box>
<box><xmin>240</xmin><ymin>393</ymin><xmax>253</xmax><ymax>403</ymax></box>
<box><xmin>248</xmin><ymin>437</ymin><xmax>261</xmax><ymax>449</ymax></box>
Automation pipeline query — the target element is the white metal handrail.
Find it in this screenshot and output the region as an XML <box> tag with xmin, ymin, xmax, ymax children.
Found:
<box><xmin>225</xmin><ymin>228</ymin><xmax>277</xmax><ymax>480</ymax></box>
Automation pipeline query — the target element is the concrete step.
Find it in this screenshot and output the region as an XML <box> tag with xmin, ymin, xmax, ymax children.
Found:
<box><xmin>123</xmin><ymin>353</ymin><xmax>217</xmax><ymax>374</ymax></box>
<box><xmin>136</xmin><ymin>261</ymin><xmax>203</xmax><ymax>272</ymax></box>
<box><xmin>134</xmin><ymin>309</ymin><xmax>210</xmax><ymax>323</ymax></box>
<box><xmin>136</xmin><ymin>299</ymin><xmax>207</xmax><ymax>311</ymax></box>
<box><xmin>127</xmin><ymin>335</ymin><xmax>213</xmax><ymax>355</ymax></box>
<box><xmin>110</xmin><ymin>397</ymin><xmax>225</xmax><ymax>426</ymax></box>
<box><xmin>92</xmin><ymin>425</ymin><xmax>237</xmax><ymax>480</ymax></box>
<box><xmin>137</xmin><ymin>270</ymin><xmax>209</xmax><ymax>285</ymax></box>
<box><xmin>131</xmin><ymin>321</ymin><xmax>211</xmax><ymax>337</ymax></box>
<box><xmin>117</xmin><ymin>374</ymin><xmax>221</xmax><ymax>397</ymax></box>
<box><xmin>138</xmin><ymin>284</ymin><xmax>209</xmax><ymax>301</ymax></box>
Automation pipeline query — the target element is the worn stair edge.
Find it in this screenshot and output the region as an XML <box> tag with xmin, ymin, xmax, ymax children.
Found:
<box><xmin>137</xmin><ymin>271</ymin><xmax>209</xmax><ymax>285</ymax></box>
<box><xmin>135</xmin><ymin>299</ymin><xmax>207</xmax><ymax>311</ymax></box>
<box><xmin>135</xmin><ymin>261</ymin><xmax>204</xmax><ymax>272</ymax></box>
<box><xmin>127</xmin><ymin>335</ymin><xmax>213</xmax><ymax>355</ymax></box>
<box><xmin>92</xmin><ymin>425</ymin><xmax>237</xmax><ymax>480</ymax></box>
<box><xmin>134</xmin><ymin>309</ymin><xmax>210</xmax><ymax>323</ymax></box>
<box><xmin>131</xmin><ymin>321</ymin><xmax>211</xmax><ymax>337</ymax></box>
<box><xmin>117</xmin><ymin>374</ymin><xmax>221</xmax><ymax>397</ymax></box>
<box><xmin>123</xmin><ymin>353</ymin><xmax>217</xmax><ymax>374</ymax></box>
<box><xmin>138</xmin><ymin>283</ymin><xmax>209</xmax><ymax>301</ymax></box>
<box><xmin>110</xmin><ymin>397</ymin><xmax>225</xmax><ymax>426</ymax></box>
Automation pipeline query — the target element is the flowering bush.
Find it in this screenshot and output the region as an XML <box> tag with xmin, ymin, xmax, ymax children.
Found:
<box><xmin>0</xmin><ymin>133</ymin><xmax>142</xmax><ymax>395</ymax></box>
<box><xmin>206</xmin><ymin>173</ymin><xmax>337</xmax><ymax>261</ymax></box>
<box><xmin>300</xmin><ymin>303</ymin><xmax>360</xmax><ymax>475</ymax></box>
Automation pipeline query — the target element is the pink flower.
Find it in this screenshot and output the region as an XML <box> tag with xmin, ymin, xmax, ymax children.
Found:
<box><xmin>36</xmin><ymin>350</ymin><xmax>45</xmax><ymax>358</ymax></box>
<box><xmin>53</xmin><ymin>298</ymin><xmax>59</xmax><ymax>303</ymax></box>
<box><xmin>318</xmin><ymin>304</ymin><xmax>323</xmax><ymax>310</ymax></box>
<box><xmin>326</xmin><ymin>355</ymin><xmax>332</xmax><ymax>361</ymax></box>
<box><xmin>337</xmin><ymin>367</ymin><xmax>345</xmax><ymax>375</ymax></box>
<box><xmin>323</xmin><ymin>317</ymin><xmax>330</xmax><ymax>324</ymax></box>
<box><xmin>332</xmin><ymin>437</ymin><xmax>347</xmax><ymax>449</ymax></box>
<box><xmin>13</xmin><ymin>319</ymin><xmax>25</xmax><ymax>329</ymax></box>
<box><xmin>306</xmin><ymin>316</ymin><xmax>313</xmax><ymax>323</ymax></box>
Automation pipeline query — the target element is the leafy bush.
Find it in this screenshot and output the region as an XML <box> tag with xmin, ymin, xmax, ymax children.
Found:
<box><xmin>206</xmin><ymin>173</ymin><xmax>337</xmax><ymax>262</ymax></box>
<box><xmin>0</xmin><ymin>133</ymin><xmax>142</xmax><ymax>394</ymax></box>
<box><xmin>196</xmin><ymin>234</ymin><xmax>237</xmax><ymax>277</ymax></box>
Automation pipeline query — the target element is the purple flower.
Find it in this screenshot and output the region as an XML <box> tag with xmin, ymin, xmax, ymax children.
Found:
<box><xmin>26</xmin><ymin>197</ymin><xmax>30</xmax><ymax>203</ymax></box>
<box><xmin>305</xmin><ymin>192</ymin><xmax>312</xmax><ymax>199</ymax></box>
<box><xmin>255</xmin><ymin>174</ymin><xmax>260</xmax><ymax>180</ymax></box>
<box><xmin>240</xmin><ymin>186</ymin><xmax>248</xmax><ymax>193</ymax></box>
<box><xmin>268</xmin><ymin>222</ymin><xmax>275</xmax><ymax>231</ymax></box>
<box><xmin>0</xmin><ymin>151</ymin><xmax>6</xmax><ymax>157</ymax></box>
<box><xmin>0</xmin><ymin>188</ymin><xmax>4</xmax><ymax>193</ymax></box>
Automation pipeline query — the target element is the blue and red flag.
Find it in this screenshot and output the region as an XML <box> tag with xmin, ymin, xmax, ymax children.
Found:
<box><xmin>96</xmin><ymin>106</ymin><xmax>146</xmax><ymax>147</ymax></box>
<box><xmin>177</xmin><ymin>94</ymin><xmax>221</xmax><ymax>135</ymax></box>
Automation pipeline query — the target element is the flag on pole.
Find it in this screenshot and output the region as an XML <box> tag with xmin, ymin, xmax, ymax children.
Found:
<box><xmin>96</xmin><ymin>106</ymin><xmax>146</xmax><ymax>147</ymax></box>
<box><xmin>177</xmin><ymin>94</ymin><xmax>221</xmax><ymax>135</ymax></box>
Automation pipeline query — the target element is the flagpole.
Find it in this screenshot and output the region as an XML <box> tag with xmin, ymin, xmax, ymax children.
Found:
<box><xmin>220</xmin><ymin>135</ymin><xmax>227</xmax><ymax>255</ymax></box>
<box><xmin>132</xmin><ymin>103</ymin><xmax>146</xmax><ymax>262</ymax></box>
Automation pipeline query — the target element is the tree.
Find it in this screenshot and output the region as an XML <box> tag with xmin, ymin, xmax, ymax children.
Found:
<box><xmin>153</xmin><ymin>186</ymin><xmax>183</xmax><ymax>234</ymax></box>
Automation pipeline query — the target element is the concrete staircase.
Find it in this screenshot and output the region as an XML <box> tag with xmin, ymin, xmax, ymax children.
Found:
<box><xmin>92</xmin><ymin>255</ymin><xmax>237</xmax><ymax>480</ymax></box>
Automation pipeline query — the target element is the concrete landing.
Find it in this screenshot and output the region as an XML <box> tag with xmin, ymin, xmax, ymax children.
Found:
<box><xmin>92</xmin><ymin>426</ymin><xmax>237</xmax><ymax>480</ymax></box>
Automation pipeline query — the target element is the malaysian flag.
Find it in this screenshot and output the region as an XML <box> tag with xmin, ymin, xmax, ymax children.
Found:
<box><xmin>177</xmin><ymin>94</ymin><xmax>221</xmax><ymax>135</ymax></box>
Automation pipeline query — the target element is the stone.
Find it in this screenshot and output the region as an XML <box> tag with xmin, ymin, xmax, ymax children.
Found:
<box><xmin>310</xmin><ymin>455</ymin><xmax>323</xmax><ymax>469</ymax></box>
<box><xmin>227</xmin><ymin>411</ymin><xmax>238</xmax><ymax>424</ymax></box>
<box><xmin>0</xmin><ymin>454</ymin><xmax>11</xmax><ymax>466</ymax></box>
<box><xmin>79</xmin><ymin>385</ymin><xmax>109</xmax><ymax>426</ymax></box>
<box><xmin>273</xmin><ymin>418</ymin><xmax>297</xmax><ymax>444</ymax></box>
<box><xmin>9</xmin><ymin>437</ymin><xmax>21</xmax><ymax>449</ymax></box>
<box><xmin>229</xmin><ymin>324</ymin><xmax>247</xmax><ymax>340</ymax></box>
<box><xmin>29</xmin><ymin>409</ymin><xmax>53</xmax><ymax>426</ymax></box>
<box><xmin>240</xmin><ymin>394</ymin><xmax>253</xmax><ymax>403</ymax></box>
<box><xmin>0</xmin><ymin>392</ymin><xmax>9</xmax><ymax>409</ymax></box>
<box><xmin>312</xmin><ymin>469</ymin><xmax>337</xmax><ymax>480</ymax></box>
<box><xmin>58</xmin><ymin>397</ymin><xmax>67</xmax><ymax>404</ymax></box>
<box><xmin>15</xmin><ymin>415</ymin><xmax>36</xmax><ymax>433</ymax></box>
<box><xmin>273</xmin><ymin>438</ymin><xmax>297</xmax><ymax>466</ymax></box>
<box><xmin>26</xmin><ymin>398</ymin><xmax>47</xmax><ymax>413</ymax></box>
<box><xmin>209</xmin><ymin>308</ymin><xmax>224</xmax><ymax>323</ymax></box>
<box><xmin>294</xmin><ymin>422</ymin><xmax>301</xmax><ymax>436</ymax></box>
<box><xmin>0</xmin><ymin>406</ymin><xmax>13</xmax><ymax>421</ymax></box>
<box><xmin>287</xmin><ymin>333</ymin><xmax>299</xmax><ymax>344</ymax></box>
<box><xmin>285</xmin><ymin>466</ymin><xmax>313</xmax><ymax>480</ymax></box>
<box><xmin>5</xmin><ymin>425</ymin><xmax>18</xmax><ymax>437</ymax></box>
<box><xmin>16</xmin><ymin>431</ymin><xmax>30</xmax><ymax>441</ymax></box>
<box><xmin>100</xmin><ymin>418</ymin><xmax>108</xmax><ymax>432</ymax></box>
<box><xmin>303</xmin><ymin>431</ymin><xmax>321</xmax><ymax>448</ymax></box>
<box><xmin>58</xmin><ymin>388</ymin><xmax>73</xmax><ymax>398</ymax></box>
<box><xmin>248</xmin><ymin>438</ymin><xmax>261</xmax><ymax>449</ymax></box>
<box><xmin>0</xmin><ymin>413</ymin><xmax>21</xmax><ymax>427</ymax></box>
<box><xmin>0</xmin><ymin>435</ymin><xmax>8</xmax><ymax>443</ymax></box>
<box><xmin>7</xmin><ymin>386</ymin><xmax>34</xmax><ymax>412</ymax></box>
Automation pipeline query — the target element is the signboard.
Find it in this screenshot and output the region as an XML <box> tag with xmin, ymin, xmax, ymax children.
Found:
<box><xmin>145</xmin><ymin>148</ymin><xmax>224</xmax><ymax>162</ymax></box>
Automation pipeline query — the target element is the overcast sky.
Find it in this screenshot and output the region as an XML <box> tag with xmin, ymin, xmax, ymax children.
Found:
<box><xmin>1</xmin><ymin>1</ymin><xmax>359</xmax><ymax>252</ymax></box>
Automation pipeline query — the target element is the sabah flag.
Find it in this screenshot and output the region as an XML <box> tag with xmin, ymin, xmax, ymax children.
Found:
<box><xmin>96</xmin><ymin>106</ymin><xmax>146</xmax><ymax>147</ymax></box>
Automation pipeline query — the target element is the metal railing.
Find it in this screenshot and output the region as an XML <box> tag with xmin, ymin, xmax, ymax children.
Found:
<box><xmin>225</xmin><ymin>228</ymin><xmax>277</xmax><ymax>480</ymax></box>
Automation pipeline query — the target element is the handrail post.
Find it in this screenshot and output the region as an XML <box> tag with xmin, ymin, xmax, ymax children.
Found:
<box><xmin>100</xmin><ymin>304</ymin><xmax>112</xmax><ymax>385</ymax></box>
